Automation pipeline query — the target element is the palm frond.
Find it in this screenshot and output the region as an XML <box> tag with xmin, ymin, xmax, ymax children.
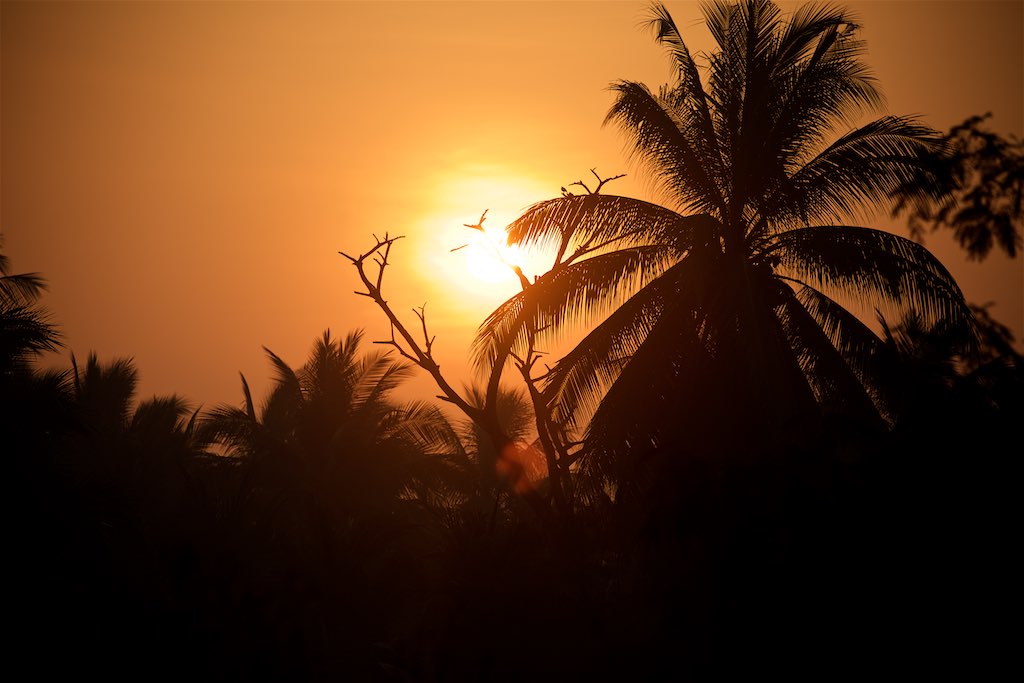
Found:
<box><xmin>770</xmin><ymin>2</ymin><xmax>881</xmax><ymax>123</ymax></box>
<box><xmin>769</xmin><ymin>226</ymin><xmax>971</xmax><ymax>328</ymax></box>
<box><xmin>540</xmin><ymin>262</ymin><xmax>679</xmax><ymax>427</ymax></box>
<box><xmin>0</xmin><ymin>302</ymin><xmax>61</xmax><ymax>369</ymax></box>
<box><xmin>794</xmin><ymin>285</ymin><xmax>927</xmax><ymax>423</ymax></box>
<box><xmin>748</xmin><ymin>15</ymin><xmax>882</xmax><ymax>205</ymax></box>
<box><xmin>606</xmin><ymin>80</ymin><xmax>726</xmax><ymax>214</ymax></box>
<box><xmin>773</xmin><ymin>283</ymin><xmax>883</xmax><ymax>425</ymax></box>
<box><xmin>389</xmin><ymin>399</ymin><xmax>464</xmax><ymax>457</ymax></box>
<box><xmin>352</xmin><ymin>350</ymin><xmax>415</xmax><ymax>409</ymax></box>
<box><xmin>130</xmin><ymin>395</ymin><xmax>193</xmax><ymax>437</ymax></box>
<box><xmin>200</xmin><ymin>404</ymin><xmax>259</xmax><ymax>455</ymax></box>
<box><xmin>647</xmin><ymin>3</ymin><xmax>726</xmax><ymax>192</ymax></box>
<box><xmin>471</xmin><ymin>245</ymin><xmax>676</xmax><ymax>371</ymax></box>
<box><xmin>0</xmin><ymin>271</ymin><xmax>47</xmax><ymax>307</ymax></box>
<box><xmin>766</xmin><ymin>115</ymin><xmax>944</xmax><ymax>229</ymax></box>
<box><xmin>795</xmin><ymin>283</ymin><xmax>887</xmax><ymax>371</ymax></box>
<box><xmin>259</xmin><ymin>347</ymin><xmax>302</xmax><ymax>438</ymax></box>
<box><xmin>460</xmin><ymin>381</ymin><xmax>535</xmax><ymax>444</ymax></box>
<box><xmin>72</xmin><ymin>353</ymin><xmax>139</xmax><ymax>431</ymax></box>
<box><xmin>0</xmin><ymin>238</ymin><xmax>48</xmax><ymax>306</ymax></box>
<box><xmin>239</xmin><ymin>372</ymin><xmax>257</xmax><ymax>422</ymax></box>
<box><xmin>578</xmin><ymin>294</ymin><xmax>714</xmax><ymax>487</ymax></box>
<box><xmin>506</xmin><ymin>193</ymin><xmax>718</xmax><ymax>258</ymax></box>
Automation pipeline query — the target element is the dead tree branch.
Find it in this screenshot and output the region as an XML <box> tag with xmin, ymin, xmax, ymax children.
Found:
<box><xmin>569</xmin><ymin>167</ymin><xmax>626</xmax><ymax>195</ymax></box>
<box><xmin>340</xmin><ymin>233</ymin><xmax>480</xmax><ymax>418</ymax></box>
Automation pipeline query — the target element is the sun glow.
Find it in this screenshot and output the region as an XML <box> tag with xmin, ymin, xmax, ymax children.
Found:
<box><xmin>458</xmin><ymin>224</ymin><xmax>526</xmax><ymax>284</ymax></box>
<box><xmin>415</xmin><ymin>167</ymin><xmax>557</xmax><ymax>315</ymax></box>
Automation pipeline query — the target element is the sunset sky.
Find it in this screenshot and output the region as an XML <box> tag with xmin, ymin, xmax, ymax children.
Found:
<box><xmin>3</xmin><ymin>0</ymin><xmax>1021</xmax><ymax>410</ymax></box>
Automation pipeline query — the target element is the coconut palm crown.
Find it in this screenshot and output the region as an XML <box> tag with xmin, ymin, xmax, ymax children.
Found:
<box><xmin>472</xmin><ymin>0</ymin><xmax>973</xmax><ymax>480</ymax></box>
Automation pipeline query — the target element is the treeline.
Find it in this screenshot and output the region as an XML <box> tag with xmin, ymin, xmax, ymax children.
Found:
<box><xmin>5</xmin><ymin>302</ymin><xmax>1020</xmax><ymax>680</ymax></box>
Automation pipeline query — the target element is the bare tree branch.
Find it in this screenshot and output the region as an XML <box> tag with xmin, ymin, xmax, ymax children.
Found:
<box><xmin>569</xmin><ymin>168</ymin><xmax>626</xmax><ymax>195</ymax></box>
<box><xmin>340</xmin><ymin>234</ymin><xmax>481</xmax><ymax>421</ymax></box>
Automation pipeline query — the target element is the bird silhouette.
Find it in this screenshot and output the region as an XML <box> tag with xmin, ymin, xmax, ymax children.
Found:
<box><xmin>464</xmin><ymin>209</ymin><xmax>488</xmax><ymax>231</ymax></box>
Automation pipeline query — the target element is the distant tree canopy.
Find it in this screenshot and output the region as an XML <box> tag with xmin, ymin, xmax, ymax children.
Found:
<box><xmin>892</xmin><ymin>113</ymin><xmax>1024</xmax><ymax>260</ymax></box>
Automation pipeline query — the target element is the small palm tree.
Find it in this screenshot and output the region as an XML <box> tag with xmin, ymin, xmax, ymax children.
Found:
<box><xmin>63</xmin><ymin>353</ymin><xmax>206</xmax><ymax>492</ymax></box>
<box><xmin>474</xmin><ymin>0</ymin><xmax>972</xmax><ymax>487</ymax></box>
<box><xmin>203</xmin><ymin>330</ymin><xmax>465</xmax><ymax>512</ymax></box>
<box><xmin>198</xmin><ymin>331</ymin><xmax>475</xmax><ymax>673</ymax></box>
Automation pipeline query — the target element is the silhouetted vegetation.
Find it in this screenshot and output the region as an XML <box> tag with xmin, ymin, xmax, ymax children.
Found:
<box><xmin>10</xmin><ymin>1</ymin><xmax>1020</xmax><ymax>680</ymax></box>
<box><xmin>892</xmin><ymin>112</ymin><xmax>1023</xmax><ymax>260</ymax></box>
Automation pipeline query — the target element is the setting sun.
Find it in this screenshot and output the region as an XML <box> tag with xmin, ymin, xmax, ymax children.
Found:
<box><xmin>415</xmin><ymin>166</ymin><xmax>557</xmax><ymax>316</ymax></box>
<box><xmin>458</xmin><ymin>224</ymin><xmax>523</xmax><ymax>285</ymax></box>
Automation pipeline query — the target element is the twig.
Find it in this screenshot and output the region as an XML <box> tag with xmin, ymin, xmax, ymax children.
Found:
<box><xmin>568</xmin><ymin>168</ymin><xmax>626</xmax><ymax>195</ymax></box>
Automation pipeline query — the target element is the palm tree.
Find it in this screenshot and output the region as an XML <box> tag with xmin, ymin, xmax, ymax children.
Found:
<box><xmin>202</xmin><ymin>329</ymin><xmax>465</xmax><ymax>514</ymax></box>
<box><xmin>474</xmin><ymin>0</ymin><xmax>972</xmax><ymax>488</ymax></box>
<box><xmin>57</xmin><ymin>352</ymin><xmax>207</xmax><ymax>518</ymax></box>
<box><xmin>1</xmin><ymin>241</ymin><xmax>65</xmax><ymax>464</ymax></box>
<box><xmin>199</xmin><ymin>330</ymin><xmax>471</xmax><ymax>676</ymax></box>
<box><xmin>0</xmin><ymin>239</ymin><xmax>60</xmax><ymax>376</ymax></box>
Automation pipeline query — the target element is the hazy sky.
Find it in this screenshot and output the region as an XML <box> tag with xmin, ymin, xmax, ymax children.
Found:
<box><xmin>3</xmin><ymin>0</ymin><xmax>1022</xmax><ymax>409</ymax></box>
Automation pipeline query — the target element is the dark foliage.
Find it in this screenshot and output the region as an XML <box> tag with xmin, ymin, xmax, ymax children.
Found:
<box><xmin>892</xmin><ymin>113</ymin><xmax>1024</xmax><ymax>260</ymax></box>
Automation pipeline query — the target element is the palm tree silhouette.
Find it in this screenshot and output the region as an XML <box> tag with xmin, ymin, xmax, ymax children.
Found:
<box><xmin>59</xmin><ymin>352</ymin><xmax>207</xmax><ymax>515</ymax></box>
<box><xmin>202</xmin><ymin>329</ymin><xmax>463</xmax><ymax>514</ymax></box>
<box><xmin>1</xmin><ymin>240</ymin><xmax>65</xmax><ymax>464</ymax></box>
<box><xmin>1</xmin><ymin>239</ymin><xmax>60</xmax><ymax>375</ymax></box>
<box><xmin>198</xmin><ymin>330</ymin><xmax>473</xmax><ymax>676</ymax></box>
<box><xmin>474</xmin><ymin>0</ymin><xmax>972</xmax><ymax>485</ymax></box>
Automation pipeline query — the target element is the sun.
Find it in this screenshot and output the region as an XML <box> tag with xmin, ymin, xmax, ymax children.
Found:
<box><xmin>414</xmin><ymin>166</ymin><xmax>556</xmax><ymax>312</ymax></box>
<box><xmin>458</xmin><ymin>223</ymin><xmax>526</xmax><ymax>285</ymax></box>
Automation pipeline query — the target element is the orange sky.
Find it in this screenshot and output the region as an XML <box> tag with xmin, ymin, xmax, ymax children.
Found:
<box><xmin>2</xmin><ymin>0</ymin><xmax>1022</xmax><ymax>409</ymax></box>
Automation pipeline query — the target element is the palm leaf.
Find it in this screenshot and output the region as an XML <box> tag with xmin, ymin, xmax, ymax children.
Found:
<box><xmin>0</xmin><ymin>272</ymin><xmax>47</xmax><ymax>307</ymax></box>
<box><xmin>794</xmin><ymin>284</ymin><xmax>912</xmax><ymax>422</ymax></box>
<box><xmin>0</xmin><ymin>238</ymin><xmax>48</xmax><ymax>306</ymax></box>
<box><xmin>769</xmin><ymin>225</ymin><xmax>971</xmax><ymax>327</ymax></box>
<box><xmin>606</xmin><ymin>80</ymin><xmax>726</xmax><ymax>214</ymax></box>
<box><xmin>259</xmin><ymin>347</ymin><xmax>302</xmax><ymax>438</ymax></box>
<box><xmin>239</xmin><ymin>372</ymin><xmax>257</xmax><ymax>423</ymax></box>
<box><xmin>766</xmin><ymin>115</ymin><xmax>944</xmax><ymax>229</ymax></box>
<box><xmin>200</xmin><ymin>404</ymin><xmax>259</xmax><ymax>455</ymax></box>
<box><xmin>0</xmin><ymin>302</ymin><xmax>61</xmax><ymax>368</ymax></box>
<box><xmin>506</xmin><ymin>193</ymin><xmax>715</xmax><ymax>257</ymax></box>
<box><xmin>471</xmin><ymin>244</ymin><xmax>676</xmax><ymax>371</ymax></box>
<box><xmin>795</xmin><ymin>284</ymin><xmax>887</xmax><ymax>373</ymax></box>
<box><xmin>540</xmin><ymin>261</ymin><xmax>682</xmax><ymax>427</ymax></box>
<box><xmin>646</xmin><ymin>3</ymin><xmax>726</xmax><ymax>198</ymax></box>
<box><xmin>352</xmin><ymin>351</ymin><xmax>415</xmax><ymax>410</ymax></box>
<box><xmin>772</xmin><ymin>283</ymin><xmax>883</xmax><ymax>425</ymax></box>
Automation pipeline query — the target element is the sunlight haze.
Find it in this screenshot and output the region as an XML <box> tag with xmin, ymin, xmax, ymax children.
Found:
<box><xmin>2</xmin><ymin>0</ymin><xmax>1021</xmax><ymax>409</ymax></box>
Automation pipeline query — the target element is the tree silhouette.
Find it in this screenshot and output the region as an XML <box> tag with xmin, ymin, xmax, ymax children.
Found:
<box><xmin>342</xmin><ymin>234</ymin><xmax>572</xmax><ymax>521</ymax></box>
<box><xmin>892</xmin><ymin>112</ymin><xmax>1023</xmax><ymax>260</ymax></box>
<box><xmin>0</xmin><ymin>239</ymin><xmax>60</xmax><ymax>376</ymax></box>
<box><xmin>1</xmin><ymin>240</ymin><xmax>65</xmax><ymax>465</ymax></box>
<box><xmin>202</xmin><ymin>329</ymin><xmax>462</xmax><ymax>509</ymax></box>
<box><xmin>475</xmin><ymin>0</ymin><xmax>973</xmax><ymax>489</ymax></box>
<box><xmin>194</xmin><ymin>330</ymin><xmax>481</xmax><ymax>677</ymax></box>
